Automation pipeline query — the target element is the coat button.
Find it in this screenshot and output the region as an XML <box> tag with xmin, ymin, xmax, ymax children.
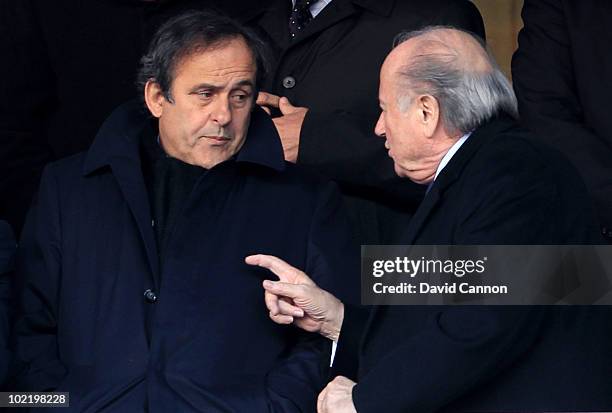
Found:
<box><xmin>282</xmin><ymin>76</ymin><xmax>296</xmax><ymax>89</ymax></box>
<box><xmin>144</xmin><ymin>289</ymin><xmax>157</xmax><ymax>303</ymax></box>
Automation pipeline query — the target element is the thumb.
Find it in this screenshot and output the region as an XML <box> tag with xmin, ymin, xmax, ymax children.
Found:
<box><xmin>262</xmin><ymin>280</ymin><xmax>308</xmax><ymax>301</ymax></box>
<box><xmin>278</xmin><ymin>97</ymin><xmax>296</xmax><ymax>115</ymax></box>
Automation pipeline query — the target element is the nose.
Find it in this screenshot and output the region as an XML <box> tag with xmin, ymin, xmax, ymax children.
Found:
<box><xmin>211</xmin><ymin>96</ymin><xmax>232</xmax><ymax>126</ymax></box>
<box><xmin>374</xmin><ymin>113</ymin><xmax>385</xmax><ymax>138</ymax></box>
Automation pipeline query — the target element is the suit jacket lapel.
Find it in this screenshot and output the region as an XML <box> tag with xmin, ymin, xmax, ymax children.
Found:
<box><xmin>287</xmin><ymin>0</ymin><xmax>358</xmax><ymax>48</ymax></box>
<box><xmin>254</xmin><ymin>0</ymin><xmax>360</xmax><ymax>52</ymax></box>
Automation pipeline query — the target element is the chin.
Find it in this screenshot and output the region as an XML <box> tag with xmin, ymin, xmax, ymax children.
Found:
<box><xmin>403</xmin><ymin>170</ymin><xmax>432</xmax><ymax>185</ymax></box>
<box><xmin>414</xmin><ymin>175</ymin><xmax>435</xmax><ymax>186</ymax></box>
<box><xmin>393</xmin><ymin>164</ymin><xmax>406</xmax><ymax>178</ymax></box>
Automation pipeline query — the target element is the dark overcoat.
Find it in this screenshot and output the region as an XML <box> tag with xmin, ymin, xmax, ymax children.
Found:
<box><xmin>12</xmin><ymin>102</ymin><xmax>358</xmax><ymax>412</ymax></box>
<box><xmin>333</xmin><ymin>116</ymin><xmax>612</xmax><ymax>412</ymax></box>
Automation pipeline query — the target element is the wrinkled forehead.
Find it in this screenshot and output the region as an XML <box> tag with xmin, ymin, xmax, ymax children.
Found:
<box><xmin>172</xmin><ymin>37</ymin><xmax>257</xmax><ymax>81</ymax></box>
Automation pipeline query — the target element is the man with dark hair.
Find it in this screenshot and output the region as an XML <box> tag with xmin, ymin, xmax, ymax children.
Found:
<box><xmin>12</xmin><ymin>10</ymin><xmax>355</xmax><ymax>412</ymax></box>
<box><xmin>248</xmin><ymin>27</ymin><xmax>611</xmax><ymax>413</ymax></box>
<box><xmin>0</xmin><ymin>0</ymin><xmax>260</xmax><ymax>238</ymax></box>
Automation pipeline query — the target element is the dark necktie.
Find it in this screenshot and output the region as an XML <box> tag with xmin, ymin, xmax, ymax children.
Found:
<box><xmin>289</xmin><ymin>0</ymin><xmax>319</xmax><ymax>39</ymax></box>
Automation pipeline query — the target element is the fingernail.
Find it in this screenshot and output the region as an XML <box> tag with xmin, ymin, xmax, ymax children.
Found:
<box><xmin>263</xmin><ymin>280</ymin><xmax>274</xmax><ymax>288</ymax></box>
<box><xmin>294</xmin><ymin>309</ymin><xmax>304</xmax><ymax>317</ymax></box>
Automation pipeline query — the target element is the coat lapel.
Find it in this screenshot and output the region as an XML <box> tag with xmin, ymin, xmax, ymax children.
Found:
<box><xmin>253</xmin><ymin>0</ymin><xmax>395</xmax><ymax>50</ymax></box>
<box><xmin>398</xmin><ymin>117</ymin><xmax>515</xmax><ymax>244</ymax></box>
<box><xmin>357</xmin><ymin>186</ymin><xmax>443</xmax><ymax>365</ymax></box>
<box><xmin>109</xmin><ymin>154</ymin><xmax>160</xmax><ymax>285</ymax></box>
<box><xmin>286</xmin><ymin>0</ymin><xmax>359</xmax><ymax>49</ymax></box>
<box><xmin>399</xmin><ymin>185</ymin><xmax>443</xmax><ymax>245</ymax></box>
<box><xmin>253</xmin><ymin>0</ymin><xmax>292</xmax><ymax>50</ymax></box>
<box><xmin>290</xmin><ymin>0</ymin><xmax>395</xmax><ymax>47</ymax></box>
<box><xmin>358</xmin><ymin>115</ymin><xmax>516</xmax><ymax>357</ymax></box>
<box><xmin>83</xmin><ymin>102</ymin><xmax>160</xmax><ymax>285</ymax></box>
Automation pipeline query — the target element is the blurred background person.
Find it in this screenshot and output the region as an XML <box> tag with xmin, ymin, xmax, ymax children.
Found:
<box><xmin>251</xmin><ymin>0</ymin><xmax>485</xmax><ymax>245</ymax></box>
<box><xmin>512</xmin><ymin>0</ymin><xmax>612</xmax><ymax>243</ymax></box>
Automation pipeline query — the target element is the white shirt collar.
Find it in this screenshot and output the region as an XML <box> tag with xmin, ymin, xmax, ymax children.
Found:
<box><xmin>433</xmin><ymin>132</ymin><xmax>471</xmax><ymax>181</ymax></box>
<box><xmin>291</xmin><ymin>0</ymin><xmax>332</xmax><ymax>18</ymax></box>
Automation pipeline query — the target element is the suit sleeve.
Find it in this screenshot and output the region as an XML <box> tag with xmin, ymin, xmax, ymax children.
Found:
<box><xmin>512</xmin><ymin>0</ymin><xmax>612</xmax><ymax>228</ymax></box>
<box><xmin>296</xmin><ymin>0</ymin><xmax>484</xmax><ymax>204</ymax></box>
<box><xmin>10</xmin><ymin>165</ymin><xmax>67</xmax><ymax>391</ymax></box>
<box><xmin>329</xmin><ymin>303</ymin><xmax>371</xmax><ymax>382</ymax></box>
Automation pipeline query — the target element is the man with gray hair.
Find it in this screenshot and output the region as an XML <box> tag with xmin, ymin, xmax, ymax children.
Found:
<box><xmin>247</xmin><ymin>27</ymin><xmax>610</xmax><ymax>412</ymax></box>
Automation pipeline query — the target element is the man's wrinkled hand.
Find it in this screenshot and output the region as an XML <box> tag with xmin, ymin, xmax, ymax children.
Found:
<box><xmin>318</xmin><ymin>376</ymin><xmax>357</xmax><ymax>413</ymax></box>
<box><xmin>256</xmin><ymin>93</ymin><xmax>308</xmax><ymax>163</ymax></box>
<box><xmin>244</xmin><ymin>254</ymin><xmax>344</xmax><ymax>341</ymax></box>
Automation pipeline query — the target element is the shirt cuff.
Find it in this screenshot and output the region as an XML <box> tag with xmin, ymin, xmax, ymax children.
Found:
<box><xmin>330</xmin><ymin>340</ymin><xmax>338</xmax><ymax>367</ymax></box>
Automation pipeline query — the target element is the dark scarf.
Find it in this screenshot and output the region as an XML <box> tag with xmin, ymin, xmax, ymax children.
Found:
<box><xmin>140</xmin><ymin>125</ymin><xmax>205</xmax><ymax>262</ymax></box>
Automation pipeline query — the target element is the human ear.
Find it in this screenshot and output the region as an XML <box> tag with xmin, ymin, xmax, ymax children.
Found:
<box><xmin>417</xmin><ymin>95</ymin><xmax>440</xmax><ymax>138</ymax></box>
<box><xmin>144</xmin><ymin>80</ymin><xmax>166</xmax><ymax>118</ymax></box>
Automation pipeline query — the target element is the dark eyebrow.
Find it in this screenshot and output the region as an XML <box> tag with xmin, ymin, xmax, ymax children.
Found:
<box><xmin>189</xmin><ymin>80</ymin><xmax>255</xmax><ymax>94</ymax></box>
<box><xmin>234</xmin><ymin>80</ymin><xmax>255</xmax><ymax>89</ymax></box>
<box><xmin>189</xmin><ymin>83</ymin><xmax>220</xmax><ymax>94</ymax></box>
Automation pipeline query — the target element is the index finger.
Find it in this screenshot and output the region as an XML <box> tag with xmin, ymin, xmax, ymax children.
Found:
<box><xmin>246</xmin><ymin>254</ymin><xmax>315</xmax><ymax>285</ymax></box>
<box><xmin>256</xmin><ymin>92</ymin><xmax>281</xmax><ymax>108</ymax></box>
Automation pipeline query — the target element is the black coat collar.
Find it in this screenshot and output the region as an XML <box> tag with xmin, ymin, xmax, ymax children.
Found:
<box><xmin>400</xmin><ymin>113</ymin><xmax>518</xmax><ymax>245</ymax></box>
<box><xmin>82</xmin><ymin>99</ymin><xmax>286</xmax><ymax>282</ymax></box>
<box><xmin>83</xmin><ymin>100</ymin><xmax>286</xmax><ymax>176</ymax></box>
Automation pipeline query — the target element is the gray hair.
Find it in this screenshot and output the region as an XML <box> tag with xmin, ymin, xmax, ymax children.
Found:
<box><xmin>393</xmin><ymin>26</ymin><xmax>518</xmax><ymax>134</ymax></box>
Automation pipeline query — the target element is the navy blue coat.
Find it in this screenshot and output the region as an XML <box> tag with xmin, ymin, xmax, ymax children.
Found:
<box><xmin>12</xmin><ymin>102</ymin><xmax>358</xmax><ymax>412</ymax></box>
